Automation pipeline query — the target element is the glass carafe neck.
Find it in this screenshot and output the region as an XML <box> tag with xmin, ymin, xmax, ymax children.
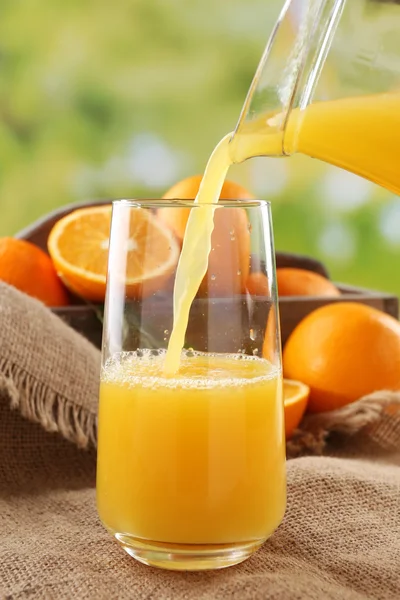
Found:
<box><xmin>232</xmin><ymin>0</ymin><xmax>347</xmax><ymax>155</ymax></box>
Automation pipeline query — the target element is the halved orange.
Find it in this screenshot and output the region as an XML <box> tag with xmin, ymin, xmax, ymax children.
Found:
<box><xmin>48</xmin><ymin>205</ymin><xmax>180</xmax><ymax>302</ymax></box>
<box><xmin>283</xmin><ymin>379</ymin><xmax>310</xmax><ymax>439</ymax></box>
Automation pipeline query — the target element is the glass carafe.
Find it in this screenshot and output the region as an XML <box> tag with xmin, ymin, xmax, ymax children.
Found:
<box><xmin>230</xmin><ymin>0</ymin><xmax>400</xmax><ymax>195</ymax></box>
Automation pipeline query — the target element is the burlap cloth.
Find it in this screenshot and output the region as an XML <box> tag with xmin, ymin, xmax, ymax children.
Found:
<box><xmin>0</xmin><ymin>282</ymin><xmax>399</xmax><ymax>599</ymax></box>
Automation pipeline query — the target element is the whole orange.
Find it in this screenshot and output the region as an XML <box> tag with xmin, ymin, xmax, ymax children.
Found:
<box><xmin>0</xmin><ymin>237</ymin><xmax>68</xmax><ymax>306</ymax></box>
<box><xmin>277</xmin><ymin>268</ymin><xmax>340</xmax><ymax>297</ymax></box>
<box><xmin>159</xmin><ymin>175</ymin><xmax>254</xmax><ymax>297</ymax></box>
<box><xmin>283</xmin><ymin>302</ymin><xmax>400</xmax><ymax>413</ymax></box>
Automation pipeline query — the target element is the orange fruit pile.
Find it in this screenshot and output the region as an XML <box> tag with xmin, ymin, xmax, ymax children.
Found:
<box><xmin>0</xmin><ymin>175</ymin><xmax>259</xmax><ymax>306</ymax></box>
<box><xmin>283</xmin><ymin>302</ymin><xmax>400</xmax><ymax>412</ymax></box>
<box><xmin>0</xmin><ymin>237</ymin><xmax>68</xmax><ymax>307</ymax></box>
<box><xmin>48</xmin><ymin>205</ymin><xmax>179</xmax><ymax>302</ymax></box>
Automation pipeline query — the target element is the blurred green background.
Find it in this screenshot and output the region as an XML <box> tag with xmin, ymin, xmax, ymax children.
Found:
<box><xmin>1</xmin><ymin>0</ymin><xmax>399</xmax><ymax>295</ymax></box>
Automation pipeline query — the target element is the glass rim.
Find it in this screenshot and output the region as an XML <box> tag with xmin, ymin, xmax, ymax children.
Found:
<box><xmin>111</xmin><ymin>198</ymin><xmax>271</xmax><ymax>209</ymax></box>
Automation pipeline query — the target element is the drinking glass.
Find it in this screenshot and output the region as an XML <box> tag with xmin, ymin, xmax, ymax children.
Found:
<box><xmin>97</xmin><ymin>199</ymin><xmax>286</xmax><ymax>571</ymax></box>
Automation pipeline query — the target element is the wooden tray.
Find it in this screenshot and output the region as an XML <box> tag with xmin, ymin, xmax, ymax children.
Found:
<box><xmin>16</xmin><ymin>201</ymin><xmax>399</xmax><ymax>350</ymax></box>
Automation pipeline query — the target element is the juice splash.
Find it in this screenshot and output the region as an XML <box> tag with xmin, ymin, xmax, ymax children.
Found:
<box><xmin>165</xmin><ymin>91</ymin><xmax>400</xmax><ymax>374</ymax></box>
<box><xmin>97</xmin><ymin>350</ymin><xmax>286</xmax><ymax>545</ymax></box>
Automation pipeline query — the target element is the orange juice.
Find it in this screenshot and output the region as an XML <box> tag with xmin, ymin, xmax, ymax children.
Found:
<box><xmin>97</xmin><ymin>350</ymin><xmax>285</xmax><ymax>549</ymax></box>
<box><xmin>232</xmin><ymin>92</ymin><xmax>400</xmax><ymax>195</ymax></box>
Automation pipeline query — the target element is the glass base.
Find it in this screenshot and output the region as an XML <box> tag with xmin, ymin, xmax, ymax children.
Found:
<box><xmin>115</xmin><ymin>533</ymin><xmax>264</xmax><ymax>571</ymax></box>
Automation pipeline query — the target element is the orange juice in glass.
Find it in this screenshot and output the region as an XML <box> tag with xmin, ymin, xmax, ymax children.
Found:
<box><xmin>97</xmin><ymin>199</ymin><xmax>286</xmax><ymax>571</ymax></box>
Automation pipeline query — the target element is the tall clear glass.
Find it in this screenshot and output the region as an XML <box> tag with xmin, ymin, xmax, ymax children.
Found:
<box><xmin>97</xmin><ymin>199</ymin><xmax>285</xmax><ymax>571</ymax></box>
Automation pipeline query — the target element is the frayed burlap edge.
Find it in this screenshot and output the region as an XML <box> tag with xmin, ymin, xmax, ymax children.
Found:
<box><xmin>0</xmin><ymin>358</ymin><xmax>97</xmax><ymax>449</ymax></box>
<box><xmin>287</xmin><ymin>391</ymin><xmax>400</xmax><ymax>459</ymax></box>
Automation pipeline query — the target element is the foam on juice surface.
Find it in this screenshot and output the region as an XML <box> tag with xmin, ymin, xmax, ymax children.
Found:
<box><xmin>102</xmin><ymin>349</ymin><xmax>280</xmax><ymax>391</ymax></box>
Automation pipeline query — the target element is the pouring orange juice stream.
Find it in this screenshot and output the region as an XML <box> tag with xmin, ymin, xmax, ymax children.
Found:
<box><xmin>164</xmin><ymin>90</ymin><xmax>400</xmax><ymax>376</ymax></box>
